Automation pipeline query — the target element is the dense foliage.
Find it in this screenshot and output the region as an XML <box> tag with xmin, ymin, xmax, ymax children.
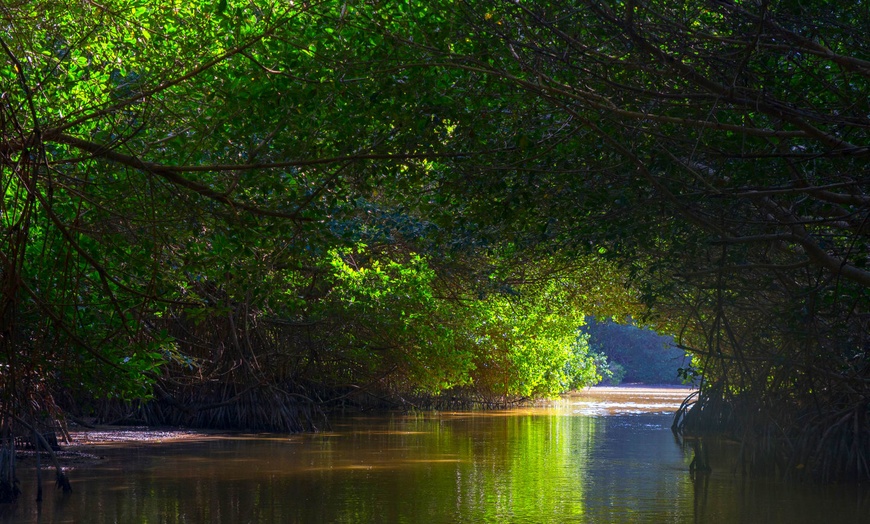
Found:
<box><xmin>1</xmin><ymin>0</ymin><xmax>868</xmax><ymax>487</ymax></box>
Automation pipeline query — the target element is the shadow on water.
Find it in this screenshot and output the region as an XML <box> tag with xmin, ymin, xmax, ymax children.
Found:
<box><xmin>1</xmin><ymin>387</ymin><xmax>868</xmax><ymax>523</ymax></box>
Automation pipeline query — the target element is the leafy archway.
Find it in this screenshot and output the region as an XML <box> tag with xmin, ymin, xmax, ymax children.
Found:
<box><xmin>1</xmin><ymin>0</ymin><xmax>867</xmax><ymax>487</ymax></box>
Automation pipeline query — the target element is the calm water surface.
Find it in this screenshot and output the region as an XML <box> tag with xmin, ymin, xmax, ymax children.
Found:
<box><xmin>2</xmin><ymin>387</ymin><xmax>868</xmax><ymax>523</ymax></box>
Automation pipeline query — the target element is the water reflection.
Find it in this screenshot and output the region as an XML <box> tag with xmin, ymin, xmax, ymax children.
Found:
<box><xmin>2</xmin><ymin>388</ymin><xmax>868</xmax><ymax>523</ymax></box>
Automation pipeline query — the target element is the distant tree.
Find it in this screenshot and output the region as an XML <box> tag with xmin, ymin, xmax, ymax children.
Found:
<box><xmin>581</xmin><ymin>318</ymin><xmax>690</xmax><ymax>385</ymax></box>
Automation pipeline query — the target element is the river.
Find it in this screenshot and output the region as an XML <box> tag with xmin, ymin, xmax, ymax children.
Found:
<box><xmin>2</xmin><ymin>387</ymin><xmax>868</xmax><ymax>523</ymax></box>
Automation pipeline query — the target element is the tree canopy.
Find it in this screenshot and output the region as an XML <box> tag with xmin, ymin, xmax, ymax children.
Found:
<box><xmin>1</xmin><ymin>0</ymin><xmax>868</xmax><ymax>484</ymax></box>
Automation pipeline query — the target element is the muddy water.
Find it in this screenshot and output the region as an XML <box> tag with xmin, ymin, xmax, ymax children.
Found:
<box><xmin>2</xmin><ymin>387</ymin><xmax>868</xmax><ymax>523</ymax></box>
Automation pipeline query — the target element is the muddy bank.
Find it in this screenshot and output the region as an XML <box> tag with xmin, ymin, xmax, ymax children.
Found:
<box><xmin>14</xmin><ymin>426</ymin><xmax>224</xmax><ymax>469</ymax></box>
<box><xmin>68</xmin><ymin>426</ymin><xmax>221</xmax><ymax>445</ymax></box>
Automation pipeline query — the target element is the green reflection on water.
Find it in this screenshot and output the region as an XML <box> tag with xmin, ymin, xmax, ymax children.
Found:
<box><xmin>282</xmin><ymin>412</ymin><xmax>601</xmax><ymax>523</ymax></box>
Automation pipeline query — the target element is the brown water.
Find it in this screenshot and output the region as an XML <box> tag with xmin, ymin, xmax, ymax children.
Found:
<box><xmin>2</xmin><ymin>387</ymin><xmax>868</xmax><ymax>523</ymax></box>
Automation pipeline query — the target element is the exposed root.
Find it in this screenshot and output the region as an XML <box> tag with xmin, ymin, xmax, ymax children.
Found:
<box><xmin>673</xmin><ymin>384</ymin><xmax>870</xmax><ymax>482</ymax></box>
<box><xmin>6</xmin><ymin>414</ymin><xmax>72</xmax><ymax>494</ymax></box>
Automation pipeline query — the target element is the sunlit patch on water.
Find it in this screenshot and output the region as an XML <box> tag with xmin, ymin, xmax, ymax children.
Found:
<box><xmin>572</xmin><ymin>401</ymin><xmax>682</xmax><ymax>416</ymax></box>
<box><xmin>563</xmin><ymin>386</ymin><xmax>693</xmax><ymax>416</ymax></box>
<box><xmin>571</xmin><ymin>399</ymin><xmax>684</xmax><ymax>414</ymax></box>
